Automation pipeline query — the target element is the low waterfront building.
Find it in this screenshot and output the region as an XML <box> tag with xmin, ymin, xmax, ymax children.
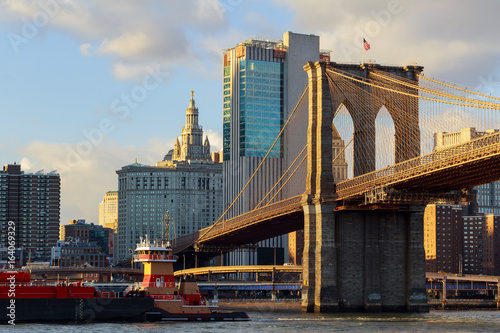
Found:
<box><xmin>424</xmin><ymin>203</ymin><xmax>500</xmax><ymax>275</ymax></box>
<box><xmin>60</xmin><ymin>219</ymin><xmax>90</xmax><ymax>242</ymax></box>
<box><xmin>51</xmin><ymin>240</ymin><xmax>108</xmax><ymax>268</ymax></box>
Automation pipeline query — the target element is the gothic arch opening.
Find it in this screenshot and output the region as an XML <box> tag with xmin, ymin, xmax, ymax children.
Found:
<box><xmin>333</xmin><ymin>103</ymin><xmax>354</xmax><ymax>180</ymax></box>
<box><xmin>375</xmin><ymin>106</ymin><xmax>395</xmax><ymax>170</ymax></box>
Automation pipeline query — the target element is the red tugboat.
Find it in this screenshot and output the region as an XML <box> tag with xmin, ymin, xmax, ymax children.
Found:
<box><xmin>132</xmin><ymin>237</ymin><xmax>248</xmax><ymax>321</ymax></box>
<box><xmin>0</xmin><ymin>237</ymin><xmax>248</xmax><ymax>323</ymax></box>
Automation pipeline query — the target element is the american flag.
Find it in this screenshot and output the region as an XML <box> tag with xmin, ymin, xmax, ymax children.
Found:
<box><xmin>363</xmin><ymin>38</ymin><xmax>371</xmax><ymax>51</ymax></box>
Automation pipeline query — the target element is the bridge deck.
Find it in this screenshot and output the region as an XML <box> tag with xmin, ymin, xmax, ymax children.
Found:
<box><xmin>173</xmin><ymin>196</ymin><xmax>304</xmax><ymax>253</ymax></box>
<box><xmin>337</xmin><ymin>132</ymin><xmax>500</xmax><ymax>200</ymax></box>
<box><xmin>173</xmin><ymin>133</ymin><xmax>500</xmax><ymax>254</ymax></box>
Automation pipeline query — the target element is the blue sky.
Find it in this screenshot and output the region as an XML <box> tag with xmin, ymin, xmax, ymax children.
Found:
<box><xmin>0</xmin><ymin>0</ymin><xmax>499</xmax><ymax>224</ymax></box>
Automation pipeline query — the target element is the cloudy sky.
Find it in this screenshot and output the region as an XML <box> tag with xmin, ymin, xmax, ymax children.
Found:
<box><xmin>0</xmin><ymin>0</ymin><xmax>499</xmax><ymax>224</ymax></box>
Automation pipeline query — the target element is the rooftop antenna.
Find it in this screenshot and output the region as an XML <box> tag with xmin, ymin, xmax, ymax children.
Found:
<box><xmin>161</xmin><ymin>211</ymin><xmax>173</xmax><ymax>247</ymax></box>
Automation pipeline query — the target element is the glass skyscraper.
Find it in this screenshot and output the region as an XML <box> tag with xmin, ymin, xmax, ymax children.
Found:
<box><xmin>224</xmin><ymin>59</ymin><xmax>283</xmax><ymax>159</ymax></box>
<box><xmin>222</xmin><ymin>32</ymin><xmax>323</xmax><ymax>264</ymax></box>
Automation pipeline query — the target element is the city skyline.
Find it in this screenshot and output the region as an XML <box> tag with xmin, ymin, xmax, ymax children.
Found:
<box><xmin>1</xmin><ymin>1</ymin><xmax>500</xmax><ymax>224</ymax></box>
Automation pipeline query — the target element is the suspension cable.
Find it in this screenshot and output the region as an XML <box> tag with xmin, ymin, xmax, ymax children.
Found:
<box><xmin>327</xmin><ymin>69</ymin><xmax>500</xmax><ymax>110</ymax></box>
<box><xmin>198</xmin><ymin>85</ymin><xmax>309</xmax><ymax>242</ymax></box>
<box><xmin>418</xmin><ymin>75</ymin><xmax>500</xmax><ymax>101</ymax></box>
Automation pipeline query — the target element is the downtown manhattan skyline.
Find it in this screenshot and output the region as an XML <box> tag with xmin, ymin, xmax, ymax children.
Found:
<box><xmin>0</xmin><ymin>0</ymin><xmax>499</xmax><ymax>225</ymax></box>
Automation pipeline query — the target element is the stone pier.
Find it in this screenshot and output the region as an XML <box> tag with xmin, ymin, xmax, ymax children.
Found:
<box><xmin>334</xmin><ymin>207</ymin><xmax>427</xmax><ymax>312</ymax></box>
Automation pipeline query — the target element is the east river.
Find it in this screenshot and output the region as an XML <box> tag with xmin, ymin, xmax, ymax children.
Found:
<box><xmin>2</xmin><ymin>309</ymin><xmax>500</xmax><ymax>332</ymax></box>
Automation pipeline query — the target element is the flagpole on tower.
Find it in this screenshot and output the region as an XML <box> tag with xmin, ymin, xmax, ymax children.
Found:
<box><xmin>363</xmin><ymin>38</ymin><xmax>370</xmax><ymax>66</ymax></box>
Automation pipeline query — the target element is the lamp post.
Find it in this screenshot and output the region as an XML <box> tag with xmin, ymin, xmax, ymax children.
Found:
<box><xmin>273</xmin><ymin>246</ymin><xmax>276</xmax><ymax>266</ymax></box>
<box><xmin>183</xmin><ymin>254</ymin><xmax>186</xmax><ymax>278</ymax></box>
<box><xmin>129</xmin><ymin>248</ymin><xmax>134</xmax><ymax>269</ymax></box>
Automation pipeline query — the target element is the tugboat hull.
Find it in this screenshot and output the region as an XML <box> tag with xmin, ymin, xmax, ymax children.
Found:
<box><xmin>145</xmin><ymin>308</ymin><xmax>250</xmax><ymax>321</ymax></box>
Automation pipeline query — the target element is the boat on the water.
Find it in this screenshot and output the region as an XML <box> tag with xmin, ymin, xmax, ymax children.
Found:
<box><xmin>0</xmin><ymin>237</ymin><xmax>249</xmax><ymax>323</ymax></box>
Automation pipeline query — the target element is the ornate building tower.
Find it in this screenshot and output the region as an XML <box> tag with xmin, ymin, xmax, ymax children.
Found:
<box><xmin>173</xmin><ymin>91</ymin><xmax>211</xmax><ymax>162</ymax></box>
<box><xmin>116</xmin><ymin>91</ymin><xmax>222</xmax><ymax>263</ymax></box>
<box><xmin>332</xmin><ymin>126</ymin><xmax>348</xmax><ymax>183</ymax></box>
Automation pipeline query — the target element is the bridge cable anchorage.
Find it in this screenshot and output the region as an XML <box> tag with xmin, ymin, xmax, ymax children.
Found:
<box><xmin>255</xmin><ymin>145</ymin><xmax>307</xmax><ymax>209</ymax></box>
<box><xmin>196</xmin><ymin>84</ymin><xmax>309</xmax><ymax>244</ymax></box>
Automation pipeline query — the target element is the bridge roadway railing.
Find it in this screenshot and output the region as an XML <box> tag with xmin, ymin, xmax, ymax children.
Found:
<box><xmin>199</xmin><ymin>195</ymin><xmax>303</xmax><ymax>242</ymax></box>
<box><xmin>173</xmin><ymin>195</ymin><xmax>303</xmax><ymax>252</ymax></box>
<box><xmin>336</xmin><ymin>132</ymin><xmax>500</xmax><ymax>200</ymax></box>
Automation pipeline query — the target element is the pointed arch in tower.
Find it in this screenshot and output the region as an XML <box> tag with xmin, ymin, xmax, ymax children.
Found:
<box><xmin>375</xmin><ymin>106</ymin><xmax>395</xmax><ymax>170</ymax></box>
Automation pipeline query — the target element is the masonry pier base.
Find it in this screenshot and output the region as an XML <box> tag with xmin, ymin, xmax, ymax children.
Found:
<box><xmin>302</xmin><ymin>206</ymin><xmax>428</xmax><ymax>313</ymax></box>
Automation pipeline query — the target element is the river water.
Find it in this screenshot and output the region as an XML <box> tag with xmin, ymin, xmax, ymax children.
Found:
<box><xmin>2</xmin><ymin>310</ymin><xmax>500</xmax><ymax>332</ymax></box>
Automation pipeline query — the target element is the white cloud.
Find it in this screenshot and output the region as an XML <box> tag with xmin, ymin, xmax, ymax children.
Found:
<box><xmin>19</xmin><ymin>138</ymin><xmax>175</xmax><ymax>225</ymax></box>
<box><xmin>2</xmin><ymin>0</ymin><xmax>37</xmax><ymax>17</ymax></box>
<box><xmin>111</xmin><ymin>62</ymin><xmax>156</xmax><ymax>82</ymax></box>
<box><xmin>19</xmin><ymin>157</ymin><xmax>33</xmax><ymax>171</ymax></box>
<box><xmin>0</xmin><ymin>0</ymin><xmax>230</xmax><ymax>80</ymax></box>
<box><xmin>205</xmin><ymin>129</ymin><xmax>223</xmax><ymax>152</ymax></box>
<box><xmin>273</xmin><ymin>0</ymin><xmax>500</xmax><ymax>82</ymax></box>
<box><xmin>97</xmin><ymin>33</ymin><xmax>152</xmax><ymax>59</ymax></box>
<box><xmin>79</xmin><ymin>42</ymin><xmax>91</xmax><ymax>56</ymax></box>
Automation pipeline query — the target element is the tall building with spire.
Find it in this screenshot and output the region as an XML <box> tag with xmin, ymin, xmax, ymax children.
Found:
<box><xmin>171</xmin><ymin>91</ymin><xmax>211</xmax><ymax>162</ymax></box>
<box><xmin>115</xmin><ymin>92</ymin><xmax>223</xmax><ymax>264</ymax></box>
<box><xmin>163</xmin><ymin>91</ymin><xmax>212</xmax><ymax>165</ymax></box>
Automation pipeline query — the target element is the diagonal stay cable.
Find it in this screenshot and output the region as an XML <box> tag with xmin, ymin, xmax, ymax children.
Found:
<box><xmin>266</xmin><ymin>136</ymin><xmax>353</xmax><ymax>204</ymax></box>
<box><xmin>197</xmin><ymin>84</ymin><xmax>309</xmax><ymax>243</ymax></box>
<box><xmin>255</xmin><ymin>145</ymin><xmax>307</xmax><ymax>209</ymax></box>
<box><xmin>267</xmin><ymin>154</ymin><xmax>307</xmax><ymax>204</ymax></box>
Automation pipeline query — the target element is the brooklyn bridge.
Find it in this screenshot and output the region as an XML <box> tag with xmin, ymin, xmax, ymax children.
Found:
<box><xmin>172</xmin><ymin>61</ymin><xmax>500</xmax><ymax>313</ymax></box>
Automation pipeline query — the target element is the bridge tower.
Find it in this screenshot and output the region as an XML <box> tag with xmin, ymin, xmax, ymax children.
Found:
<box><xmin>301</xmin><ymin>61</ymin><xmax>428</xmax><ymax>313</ymax></box>
<box><xmin>301</xmin><ymin>61</ymin><xmax>338</xmax><ymax>312</ymax></box>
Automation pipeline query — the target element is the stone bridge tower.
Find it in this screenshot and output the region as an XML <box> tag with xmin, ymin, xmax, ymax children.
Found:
<box><xmin>301</xmin><ymin>61</ymin><xmax>427</xmax><ymax>313</ymax></box>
